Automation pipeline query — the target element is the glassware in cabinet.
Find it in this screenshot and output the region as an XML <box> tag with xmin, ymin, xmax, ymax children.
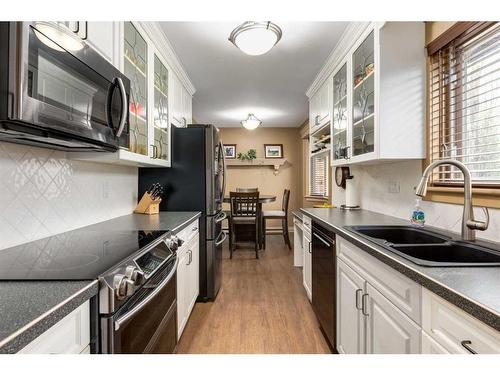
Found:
<box><xmin>124</xmin><ymin>22</ymin><xmax>148</xmax><ymax>156</ymax></box>
<box><xmin>332</xmin><ymin>63</ymin><xmax>348</xmax><ymax>161</ymax></box>
<box><xmin>152</xmin><ymin>54</ymin><xmax>169</xmax><ymax>160</ymax></box>
<box><xmin>352</xmin><ymin>30</ymin><xmax>375</xmax><ymax>157</ymax></box>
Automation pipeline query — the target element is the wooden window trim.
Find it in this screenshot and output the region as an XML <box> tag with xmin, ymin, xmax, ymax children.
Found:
<box><xmin>424</xmin><ymin>22</ymin><xmax>500</xmax><ymax>209</ymax></box>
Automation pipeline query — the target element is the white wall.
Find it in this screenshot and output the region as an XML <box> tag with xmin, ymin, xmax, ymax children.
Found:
<box><xmin>332</xmin><ymin>160</ymin><xmax>500</xmax><ymax>243</ymax></box>
<box><xmin>0</xmin><ymin>142</ymin><xmax>138</xmax><ymax>250</ymax></box>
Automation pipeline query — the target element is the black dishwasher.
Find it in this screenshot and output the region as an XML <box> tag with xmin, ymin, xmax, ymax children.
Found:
<box><xmin>311</xmin><ymin>221</ymin><xmax>336</xmax><ymax>351</ymax></box>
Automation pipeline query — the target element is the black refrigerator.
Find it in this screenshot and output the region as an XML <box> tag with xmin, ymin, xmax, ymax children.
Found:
<box><xmin>138</xmin><ymin>124</ymin><xmax>227</xmax><ymax>301</ymax></box>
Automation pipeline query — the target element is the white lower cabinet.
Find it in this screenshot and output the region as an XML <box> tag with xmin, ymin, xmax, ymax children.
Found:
<box><xmin>337</xmin><ymin>259</ymin><xmax>365</xmax><ymax>354</ymax></box>
<box><xmin>176</xmin><ymin>233</ymin><xmax>200</xmax><ymax>338</ymax></box>
<box><xmin>336</xmin><ymin>236</ymin><xmax>500</xmax><ymax>354</ymax></box>
<box><xmin>302</xmin><ymin>216</ymin><xmax>312</xmax><ymax>301</ymax></box>
<box><xmin>293</xmin><ymin>217</ymin><xmax>304</xmax><ymax>267</ymax></box>
<box><xmin>19</xmin><ymin>301</ymin><xmax>90</xmax><ymax>354</ymax></box>
<box><xmin>365</xmin><ymin>283</ymin><xmax>421</xmax><ymax>354</ymax></box>
<box><xmin>422</xmin><ymin>289</ymin><xmax>500</xmax><ymax>354</ymax></box>
<box><xmin>421</xmin><ymin>331</ymin><xmax>450</xmax><ymax>354</ymax></box>
<box><xmin>336</xmin><ymin>257</ymin><xmax>420</xmax><ymax>354</ymax></box>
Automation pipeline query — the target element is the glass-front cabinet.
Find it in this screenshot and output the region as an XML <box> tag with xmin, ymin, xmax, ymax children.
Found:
<box><xmin>119</xmin><ymin>22</ymin><xmax>172</xmax><ymax>166</ymax></box>
<box><xmin>153</xmin><ymin>54</ymin><xmax>170</xmax><ymax>160</ymax></box>
<box><xmin>124</xmin><ymin>22</ymin><xmax>149</xmax><ymax>156</ymax></box>
<box><xmin>351</xmin><ymin>30</ymin><xmax>375</xmax><ymax>158</ymax></box>
<box><xmin>332</xmin><ymin>63</ymin><xmax>348</xmax><ymax>161</ymax></box>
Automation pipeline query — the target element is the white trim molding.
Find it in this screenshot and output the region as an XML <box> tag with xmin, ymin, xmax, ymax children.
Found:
<box><xmin>306</xmin><ymin>22</ymin><xmax>371</xmax><ymax>99</ymax></box>
<box><xmin>140</xmin><ymin>22</ymin><xmax>196</xmax><ymax>96</ymax></box>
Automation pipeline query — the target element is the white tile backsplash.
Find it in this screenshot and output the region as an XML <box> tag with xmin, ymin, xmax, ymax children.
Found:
<box><xmin>0</xmin><ymin>142</ymin><xmax>138</xmax><ymax>250</ymax></box>
<box><xmin>332</xmin><ymin>159</ymin><xmax>500</xmax><ymax>243</ymax></box>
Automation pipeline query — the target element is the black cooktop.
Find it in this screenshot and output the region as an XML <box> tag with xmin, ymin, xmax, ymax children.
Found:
<box><xmin>0</xmin><ymin>228</ymin><xmax>168</xmax><ymax>280</ymax></box>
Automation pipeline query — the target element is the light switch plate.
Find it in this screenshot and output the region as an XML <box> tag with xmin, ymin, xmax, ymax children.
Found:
<box><xmin>388</xmin><ymin>180</ymin><xmax>400</xmax><ymax>193</ymax></box>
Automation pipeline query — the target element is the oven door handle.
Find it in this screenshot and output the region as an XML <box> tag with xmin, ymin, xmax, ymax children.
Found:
<box><xmin>114</xmin><ymin>256</ymin><xmax>178</xmax><ymax>331</ymax></box>
<box><xmin>115</xmin><ymin>77</ymin><xmax>128</xmax><ymax>138</ymax></box>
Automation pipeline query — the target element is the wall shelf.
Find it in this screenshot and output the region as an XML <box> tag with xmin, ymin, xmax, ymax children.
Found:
<box><xmin>226</xmin><ymin>158</ymin><xmax>287</xmax><ymax>175</ymax></box>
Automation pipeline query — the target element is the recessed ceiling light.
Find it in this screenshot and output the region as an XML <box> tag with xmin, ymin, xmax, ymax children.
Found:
<box><xmin>241</xmin><ymin>113</ymin><xmax>262</xmax><ymax>130</ymax></box>
<box><xmin>229</xmin><ymin>21</ymin><xmax>282</xmax><ymax>56</ymax></box>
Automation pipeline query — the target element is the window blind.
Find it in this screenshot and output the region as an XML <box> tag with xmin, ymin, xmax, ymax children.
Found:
<box><xmin>429</xmin><ymin>22</ymin><xmax>500</xmax><ymax>186</ymax></box>
<box><xmin>310</xmin><ymin>153</ymin><xmax>328</xmax><ymax>196</ymax></box>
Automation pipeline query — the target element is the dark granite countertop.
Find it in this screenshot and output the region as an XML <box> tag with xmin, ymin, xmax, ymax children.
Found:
<box><xmin>300</xmin><ymin>207</ymin><xmax>500</xmax><ymax>332</ymax></box>
<box><xmin>83</xmin><ymin>211</ymin><xmax>201</xmax><ymax>233</ymax></box>
<box><xmin>0</xmin><ymin>211</ymin><xmax>201</xmax><ymax>353</ymax></box>
<box><xmin>0</xmin><ymin>280</ymin><xmax>98</xmax><ymax>353</ymax></box>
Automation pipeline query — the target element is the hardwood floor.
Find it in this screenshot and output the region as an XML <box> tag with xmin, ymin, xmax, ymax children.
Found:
<box><xmin>176</xmin><ymin>234</ymin><xmax>331</xmax><ymax>354</ymax></box>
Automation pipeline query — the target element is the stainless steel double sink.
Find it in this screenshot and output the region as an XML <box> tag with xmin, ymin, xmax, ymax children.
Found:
<box><xmin>345</xmin><ymin>225</ymin><xmax>500</xmax><ymax>267</ymax></box>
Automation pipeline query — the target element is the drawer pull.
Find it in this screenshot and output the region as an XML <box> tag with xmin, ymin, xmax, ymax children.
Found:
<box><xmin>461</xmin><ymin>340</ymin><xmax>477</xmax><ymax>354</ymax></box>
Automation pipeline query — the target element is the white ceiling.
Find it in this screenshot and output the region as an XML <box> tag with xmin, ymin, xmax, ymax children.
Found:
<box><xmin>160</xmin><ymin>22</ymin><xmax>349</xmax><ymax>127</ymax></box>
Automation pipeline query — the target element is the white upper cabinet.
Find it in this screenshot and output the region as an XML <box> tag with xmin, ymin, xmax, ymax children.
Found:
<box><xmin>309</xmin><ymin>77</ymin><xmax>332</xmax><ymax>134</ymax></box>
<box><xmin>85</xmin><ymin>22</ymin><xmax>120</xmax><ymax>66</ymax></box>
<box><xmin>308</xmin><ymin>22</ymin><xmax>426</xmax><ymax>166</ymax></box>
<box><xmin>70</xmin><ymin>21</ymin><xmax>195</xmax><ymax>168</ymax></box>
<box><xmin>171</xmin><ymin>73</ymin><xmax>193</xmax><ymax>128</ymax></box>
<box><xmin>54</xmin><ymin>22</ymin><xmax>119</xmax><ymax>67</ymax></box>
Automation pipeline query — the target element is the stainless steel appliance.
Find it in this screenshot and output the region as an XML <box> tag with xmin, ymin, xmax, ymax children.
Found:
<box><xmin>139</xmin><ymin>124</ymin><xmax>227</xmax><ymax>301</ymax></box>
<box><xmin>0</xmin><ymin>22</ymin><xmax>130</xmax><ymax>151</ymax></box>
<box><xmin>0</xmin><ymin>223</ymin><xmax>188</xmax><ymax>353</ymax></box>
<box><xmin>312</xmin><ymin>221</ymin><xmax>337</xmax><ymax>352</ymax></box>
<box><xmin>99</xmin><ymin>233</ymin><xmax>182</xmax><ymax>353</ymax></box>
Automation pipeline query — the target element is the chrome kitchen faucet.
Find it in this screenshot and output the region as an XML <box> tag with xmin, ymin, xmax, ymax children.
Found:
<box><xmin>415</xmin><ymin>159</ymin><xmax>489</xmax><ymax>241</ymax></box>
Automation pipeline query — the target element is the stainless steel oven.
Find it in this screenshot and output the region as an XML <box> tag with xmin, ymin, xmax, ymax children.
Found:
<box><xmin>0</xmin><ymin>22</ymin><xmax>130</xmax><ymax>151</ymax></box>
<box><xmin>101</xmin><ymin>255</ymin><xmax>179</xmax><ymax>354</ymax></box>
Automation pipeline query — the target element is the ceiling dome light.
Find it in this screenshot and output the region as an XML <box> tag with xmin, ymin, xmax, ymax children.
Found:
<box><xmin>229</xmin><ymin>21</ymin><xmax>282</xmax><ymax>56</ymax></box>
<box><xmin>33</xmin><ymin>22</ymin><xmax>85</xmax><ymax>52</ymax></box>
<box><xmin>241</xmin><ymin>113</ymin><xmax>262</xmax><ymax>130</ymax></box>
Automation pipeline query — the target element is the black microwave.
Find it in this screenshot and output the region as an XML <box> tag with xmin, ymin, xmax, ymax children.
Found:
<box><xmin>0</xmin><ymin>22</ymin><xmax>130</xmax><ymax>152</ymax></box>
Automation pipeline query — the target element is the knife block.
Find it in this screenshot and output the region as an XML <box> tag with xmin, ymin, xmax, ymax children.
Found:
<box><xmin>134</xmin><ymin>192</ymin><xmax>162</xmax><ymax>215</ymax></box>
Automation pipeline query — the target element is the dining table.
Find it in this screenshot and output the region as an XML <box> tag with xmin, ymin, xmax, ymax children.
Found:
<box><xmin>223</xmin><ymin>195</ymin><xmax>277</xmax><ymax>204</ymax></box>
<box><xmin>223</xmin><ymin>194</ymin><xmax>277</xmax><ymax>249</ymax></box>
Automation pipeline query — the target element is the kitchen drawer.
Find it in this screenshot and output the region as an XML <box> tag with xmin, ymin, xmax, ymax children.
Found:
<box><xmin>177</xmin><ymin>219</ymin><xmax>199</xmax><ymax>243</ymax></box>
<box><xmin>337</xmin><ymin>236</ymin><xmax>421</xmax><ymax>324</ymax></box>
<box><xmin>422</xmin><ymin>289</ymin><xmax>500</xmax><ymax>354</ymax></box>
<box><xmin>421</xmin><ymin>331</ymin><xmax>449</xmax><ymax>354</ymax></box>
<box><xmin>293</xmin><ymin>217</ymin><xmax>303</xmax><ymax>231</ymax></box>
<box><xmin>303</xmin><ymin>216</ymin><xmax>311</xmax><ymax>239</ymax></box>
<box><xmin>19</xmin><ymin>301</ymin><xmax>90</xmax><ymax>354</ymax></box>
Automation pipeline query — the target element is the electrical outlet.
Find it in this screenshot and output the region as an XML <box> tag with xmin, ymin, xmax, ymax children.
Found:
<box><xmin>388</xmin><ymin>180</ymin><xmax>400</xmax><ymax>194</ymax></box>
<box><xmin>102</xmin><ymin>181</ymin><xmax>110</xmax><ymax>199</ymax></box>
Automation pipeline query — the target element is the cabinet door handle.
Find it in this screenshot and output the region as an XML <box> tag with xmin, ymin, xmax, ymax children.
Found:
<box><xmin>461</xmin><ymin>340</ymin><xmax>477</xmax><ymax>354</ymax></box>
<box><xmin>308</xmin><ymin>242</ymin><xmax>312</xmax><ymax>254</ymax></box>
<box><xmin>361</xmin><ymin>293</ymin><xmax>369</xmax><ymax>316</ymax></box>
<box><xmin>187</xmin><ymin>250</ymin><xmax>192</xmax><ymax>266</ymax></box>
<box><xmin>355</xmin><ymin>289</ymin><xmax>363</xmax><ymax>310</ymax></box>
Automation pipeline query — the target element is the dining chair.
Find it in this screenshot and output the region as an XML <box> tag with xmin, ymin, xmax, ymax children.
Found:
<box><xmin>262</xmin><ymin>189</ymin><xmax>291</xmax><ymax>250</ymax></box>
<box><xmin>229</xmin><ymin>191</ymin><xmax>261</xmax><ymax>259</ymax></box>
<box><xmin>236</xmin><ymin>187</ymin><xmax>259</xmax><ymax>192</ymax></box>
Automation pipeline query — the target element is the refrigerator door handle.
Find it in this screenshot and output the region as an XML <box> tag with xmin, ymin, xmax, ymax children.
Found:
<box><xmin>219</xmin><ymin>140</ymin><xmax>227</xmax><ymax>204</ymax></box>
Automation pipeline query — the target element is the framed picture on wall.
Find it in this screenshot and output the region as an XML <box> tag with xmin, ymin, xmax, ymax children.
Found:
<box><xmin>264</xmin><ymin>144</ymin><xmax>283</xmax><ymax>159</ymax></box>
<box><xmin>223</xmin><ymin>144</ymin><xmax>237</xmax><ymax>159</ymax></box>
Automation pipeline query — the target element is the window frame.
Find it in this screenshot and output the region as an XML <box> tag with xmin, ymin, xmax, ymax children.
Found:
<box><xmin>424</xmin><ymin>21</ymin><xmax>500</xmax><ymax>208</ymax></box>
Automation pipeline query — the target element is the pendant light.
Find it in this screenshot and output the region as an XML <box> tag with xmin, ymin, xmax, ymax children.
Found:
<box><xmin>241</xmin><ymin>114</ymin><xmax>262</xmax><ymax>130</ymax></box>
<box><xmin>229</xmin><ymin>21</ymin><xmax>282</xmax><ymax>56</ymax></box>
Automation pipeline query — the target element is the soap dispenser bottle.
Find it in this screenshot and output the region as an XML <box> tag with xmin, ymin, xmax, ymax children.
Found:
<box><xmin>411</xmin><ymin>198</ymin><xmax>425</xmax><ymax>227</ymax></box>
